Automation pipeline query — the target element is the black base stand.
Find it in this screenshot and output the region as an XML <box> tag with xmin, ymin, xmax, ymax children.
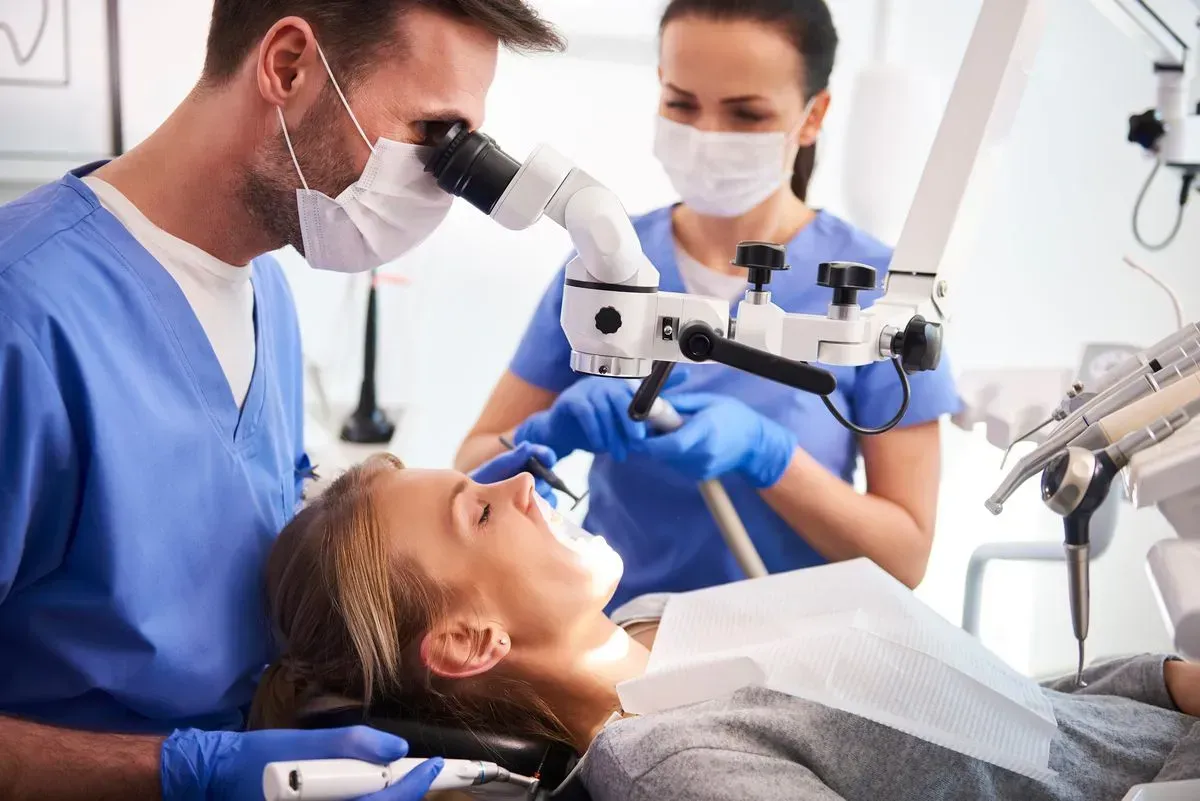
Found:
<box><xmin>340</xmin><ymin>275</ymin><xmax>396</xmax><ymax>445</ymax></box>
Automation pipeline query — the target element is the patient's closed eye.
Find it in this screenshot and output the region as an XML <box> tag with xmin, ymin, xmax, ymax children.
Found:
<box><xmin>478</xmin><ymin>503</ymin><xmax>491</xmax><ymax>527</ymax></box>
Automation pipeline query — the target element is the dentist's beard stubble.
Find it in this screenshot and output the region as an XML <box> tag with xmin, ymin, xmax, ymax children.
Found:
<box><xmin>239</xmin><ymin>89</ymin><xmax>363</xmax><ymax>257</ymax></box>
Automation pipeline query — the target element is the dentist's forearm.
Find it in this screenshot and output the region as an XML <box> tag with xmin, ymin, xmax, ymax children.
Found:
<box><xmin>0</xmin><ymin>716</ymin><xmax>163</xmax><ymax>800</ymax></box>
<box><xmin>759</xmin><ymin>449</ymin><xmax>932</xmax><ymax>588</ymax></box>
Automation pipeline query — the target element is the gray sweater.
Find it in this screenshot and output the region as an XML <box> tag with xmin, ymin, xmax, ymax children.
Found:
<box><xmin>585</xmin><ymin>598</ymin><xmax>1200</xmax><ymax>800</ymax></box>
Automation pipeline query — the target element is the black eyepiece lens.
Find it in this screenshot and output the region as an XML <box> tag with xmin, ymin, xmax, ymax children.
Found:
<box><xmin>424</xmin><ymin>124</ymin><xmax>519</xmax><ymax>215</ymax></box>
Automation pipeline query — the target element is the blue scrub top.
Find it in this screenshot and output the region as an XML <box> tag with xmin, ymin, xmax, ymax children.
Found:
<box><xmin>0</xmin><ymin>168</ymin><xmax>307</xmax><ymax>733</ymax></box>
<box><xmin>511</xmin><ymin>206</ymin><xmax>962</xmax><ymax>611</ymax></box>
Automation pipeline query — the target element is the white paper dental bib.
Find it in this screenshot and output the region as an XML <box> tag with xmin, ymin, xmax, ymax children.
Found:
<box><xmin>616</xmin><ymin>559</ymin><xmax>1058</xmax><ymax>782</ymax></box>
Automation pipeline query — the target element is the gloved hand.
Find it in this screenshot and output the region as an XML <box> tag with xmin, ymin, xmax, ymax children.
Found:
<box><xmin>161</xmin><ymin>726</ymin><xmax>442</xmax><ymax>801</ymax></box>
<box><xmin>631</xmin><ymin>393</ymin><xmax>798</xmax><ymax>488</ymax></box>
<box><xmin>470</xmin><ymin>441</ymin><xmax>559</xmax><ymax>506</ymax></box>
<box><xmin>515</xmin><ymin>371</ymin><xmax>686</xmax><ymax>462</ymax></box>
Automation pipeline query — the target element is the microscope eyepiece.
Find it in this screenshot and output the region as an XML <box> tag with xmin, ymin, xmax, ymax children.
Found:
<box><xmin>425</xmin><ymin>122</ymin><xmax>520</xmax><ymax>215</ymax></box>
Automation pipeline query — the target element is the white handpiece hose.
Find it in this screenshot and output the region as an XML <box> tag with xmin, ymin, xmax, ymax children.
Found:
<box><xmin>641</xmin><ymin>395</ymin><xmax>768</xmax><ymax>579</ymax></box>
<box><xmin>263</xmin><ymin>757</ymin><xmax>503</xmax><ymax>801</ymax></box>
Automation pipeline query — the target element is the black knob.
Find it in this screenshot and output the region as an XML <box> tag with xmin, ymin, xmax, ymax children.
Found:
<box><xmin>732</xmin><ymin>241</ymin><xmax>789</xmax><ymax>292</ymax></box>
<box><xmin>595</xmin><ymin>307</ymin><xmax>622</xmax><ymax>335</ymax></box>
<box><xmin>1128</xmin><ymin>109</ymin><xmax>1166</xmax><ymax>152</ymax></box>
<box><xmin>817</xmin><ymin>261</ymin><xmax>877</xmax><ymax>306</ymax></box>
<box><xmin>890</xmin><ymin>316</ymin><xmax>942</xmax><ymax>373</ymax></box>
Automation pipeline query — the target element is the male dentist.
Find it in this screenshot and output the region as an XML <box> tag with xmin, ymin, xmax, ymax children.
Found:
<box><xmin>0</xmin><ymin>1</ymin><xmax>562</xmax><ymax>798</ymax></box>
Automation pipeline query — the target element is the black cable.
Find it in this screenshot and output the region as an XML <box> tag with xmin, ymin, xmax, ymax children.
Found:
<box><xmin>821</xmin><ymin>356</ymin><xmax>911</xmax><ymax>436</ymax></box>
<box><xmin>1132</xmin><ymin>159</ymin><xmax>1191</xmax><ymax>251</ymax></box>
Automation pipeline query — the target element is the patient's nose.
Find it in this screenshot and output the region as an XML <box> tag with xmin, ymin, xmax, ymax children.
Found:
<box><xmin>507</xmin><ymin>472</ymin><xmax>536</xmax><ymax>514</ymax></box>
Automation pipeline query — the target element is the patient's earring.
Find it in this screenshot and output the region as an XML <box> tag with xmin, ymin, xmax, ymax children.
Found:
<box><xmin>497</xmin><ymin>636</ymin><xmax>508</xmax><ymax>647</ymax></box>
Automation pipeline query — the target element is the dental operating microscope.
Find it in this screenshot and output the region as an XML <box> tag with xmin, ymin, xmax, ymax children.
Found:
<box><xmin>423</xmin><ymin>122</ymin><xmax>941</xmax><ymax>419</ymax></box>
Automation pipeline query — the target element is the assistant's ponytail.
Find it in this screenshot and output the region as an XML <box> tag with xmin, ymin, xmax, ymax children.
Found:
<box><xmin>791</xmin><ymin>142</ymin><xmax>817</xmax><ymax>202</ymax></box>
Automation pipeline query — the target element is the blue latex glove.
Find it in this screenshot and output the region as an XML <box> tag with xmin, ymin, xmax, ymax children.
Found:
<box><xmin>631</xmin><ymin>393</ymin><xmax>798</xmax><ymax>488</ymax></box>
<box><xmin>161</xmin><ymin>726</ymin><xmax>442</xmax><ymax>801</ymax></box>
<box><xmin>515</xmin><ymin>371</ymin><xmax>686</xmax><ymax>462</ymax></box>
<box><xmin>470</xmin><ymin>441</ymin><xmax>560</xmax><ymax>507</ymax></box>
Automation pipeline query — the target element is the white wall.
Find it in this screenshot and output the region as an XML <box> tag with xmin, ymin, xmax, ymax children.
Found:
<box><xmin>2</xmin><ymin>0</ymin><xmax>1193</xmax><ymax>677</ymax></box>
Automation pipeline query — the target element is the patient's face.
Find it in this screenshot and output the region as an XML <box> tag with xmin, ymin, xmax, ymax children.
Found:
<box><xmin>372</xmin><ymin>466</ymin><xmax>619</xmax><ymax>646</ymax></box>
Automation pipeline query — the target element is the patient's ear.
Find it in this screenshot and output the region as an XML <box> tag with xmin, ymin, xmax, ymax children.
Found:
<box><xmin>421</xmin><ymin>621</ymin><xmax>511</xmax><ymax>679</ymax></box>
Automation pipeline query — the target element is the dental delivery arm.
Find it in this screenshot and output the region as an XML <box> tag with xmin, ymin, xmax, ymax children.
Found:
<box><xmin>0</xmin><ymin>716</ymin><xmax>161</xmax><ymax>800</ymax></box>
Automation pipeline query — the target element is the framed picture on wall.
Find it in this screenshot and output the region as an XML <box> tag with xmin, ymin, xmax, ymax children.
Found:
<box><xmin>0</xmin><ymin>0</ymin><xmax>123</xmax><ymax>186</ymax></box>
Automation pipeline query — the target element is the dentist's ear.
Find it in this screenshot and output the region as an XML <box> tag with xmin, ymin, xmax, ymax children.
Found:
<box><xmin>421</xmin><ymin>621</ymin><xmax>511</xmax><ymax>679</ymax></box>
<box><xmin>256</xmin><ymin>16</ymin><xmax>324</xmax><ymax>114</ymax></box>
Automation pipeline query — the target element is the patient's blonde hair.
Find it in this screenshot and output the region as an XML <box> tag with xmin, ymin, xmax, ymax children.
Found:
<box><xmin>249</xmin><ymin>454</ymin><xmax>569</xmax><ymax>745</ymax></box>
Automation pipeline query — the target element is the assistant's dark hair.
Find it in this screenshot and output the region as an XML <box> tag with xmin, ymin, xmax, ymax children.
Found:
<box><xmin>203</xmin><ymin>0</ymin><xmax>563</xmax><ymax>88</ymax></box>
<box><xmin>660</xmin><ymin>0</ymin><xmax>838</xmax><ymax>202</ymax></box>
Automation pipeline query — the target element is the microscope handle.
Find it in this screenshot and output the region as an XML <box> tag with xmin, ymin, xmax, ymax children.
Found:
<box><xmin>629</xmin><ymin>361</ymin><xmax>677</xmax><ymax>421</ymax></box>
<box><xmin>678</xmin><ymin>321</ymin><xmax>837</xmax><ymax>397</ymax></box>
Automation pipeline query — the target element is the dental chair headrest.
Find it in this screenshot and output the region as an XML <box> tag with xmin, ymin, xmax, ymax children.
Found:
<box><xmin>298</xmin><ymin>704</ymin><xmax>588</xmax><ymax>798</ymax></box>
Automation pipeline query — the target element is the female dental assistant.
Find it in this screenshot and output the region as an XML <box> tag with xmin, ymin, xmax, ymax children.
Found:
<box><xmin>457</xmin><ymin>0</ymin><xmax>961</xmax><ymax>610</ymax></box>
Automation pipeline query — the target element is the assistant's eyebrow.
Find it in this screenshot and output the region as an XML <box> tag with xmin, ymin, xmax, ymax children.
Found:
<box><xmin>720</xmin><ymin>94</ymin><xmax>767</xmax><ymax>104</ymax></box>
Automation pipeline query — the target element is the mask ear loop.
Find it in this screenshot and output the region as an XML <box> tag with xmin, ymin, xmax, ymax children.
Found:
<box><xmin>314</xmin><ymin>42</ymin><xmax>375</xmax><ymax>155</ymax></box>
<box><xmin>277</xmin><ymin>106</ymin><xmax>309</xmax><ymax>191</ymax></box>
<box><xmin>793</xmin><ymin>94</ymin><xmax>820</xmax><ymax>147</ymax></box>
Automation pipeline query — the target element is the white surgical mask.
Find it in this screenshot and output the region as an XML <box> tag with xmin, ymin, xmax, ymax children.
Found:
<box><xmin>279</xmin><ymin>45</ymin><xmax>453</xmax><ymax>273</ymax></box>
<box><xmin>653</xmin><ymin>97</ymin><xmax>818</xmax><ymax>218</ymax></box>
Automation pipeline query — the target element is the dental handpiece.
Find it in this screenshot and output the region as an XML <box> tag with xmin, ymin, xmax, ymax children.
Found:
<box><xmin>262</xmin><ymin>757</ymin><xmax>536</xmax><ymax>801</ymax></box>
<box><xmin>1082</xmin><ymin>323</ymin><xmax>1200</xmax><ymax>398</ymax></box>
<box><xmin>1040</xmin><ymin>396</ymin><xmax>1200</xmax><ymax>686</ymax></box>
<box><xmin>987</xmin><ymin>345</ymin><xmax>1200</xmax><ymax>514</ymax></box>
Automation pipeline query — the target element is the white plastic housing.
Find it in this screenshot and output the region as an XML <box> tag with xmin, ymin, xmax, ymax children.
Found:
<box><xmin>560</xmin><ymin>273</ymin><xmax>728</xmax><ymax>368</ymax></box>
<box><xmin>561</xmin><ymin>186</ymin><xmax>656</xmax><ymax>288</ymax></box>
<box><xmin>490</xmin><ymin>144</ymin><xmax>572</xmax><ymax>231</ymax></box>
<box><xmin>263</xmin><ymin>759</ymin><xmax>388</xmax><ymax>801</ymax></box>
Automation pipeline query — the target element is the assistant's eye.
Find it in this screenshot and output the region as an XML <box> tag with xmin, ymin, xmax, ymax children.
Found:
<box><xmin>478</xmin><ymin>503</ymin><xmax>492</xmax><ymax>527</ymax></box>
<box><xmin>733</xmin><ymin>109</ymin><xmax>768</xmax><ymax>123</ymax></box>
<box><xmin>665</xmin><ymin>100</ymin><xmax>697</xmax><ymax>112</ymax></box>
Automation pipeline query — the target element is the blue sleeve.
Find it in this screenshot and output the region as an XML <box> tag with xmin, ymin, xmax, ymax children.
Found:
<box><xmin>509</xmin><ymin>265</ymin><xmax>579</xmax><ymax>393</ymax></box>
<box><xmin>0</xmin><ymin>311</ymin><xmax>78</xmax><ymax>604</ymax></box>
<box><xmin>850</xmin><ymin>350</ymin><xmax>962</xmax><ymax>430</ymax></box>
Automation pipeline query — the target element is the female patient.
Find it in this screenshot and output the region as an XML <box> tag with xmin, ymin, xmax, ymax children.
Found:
<box><xmin>250</xmin><ymin>456</ymin><xmax>1200</xmax><ymax>801</ymax></box>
